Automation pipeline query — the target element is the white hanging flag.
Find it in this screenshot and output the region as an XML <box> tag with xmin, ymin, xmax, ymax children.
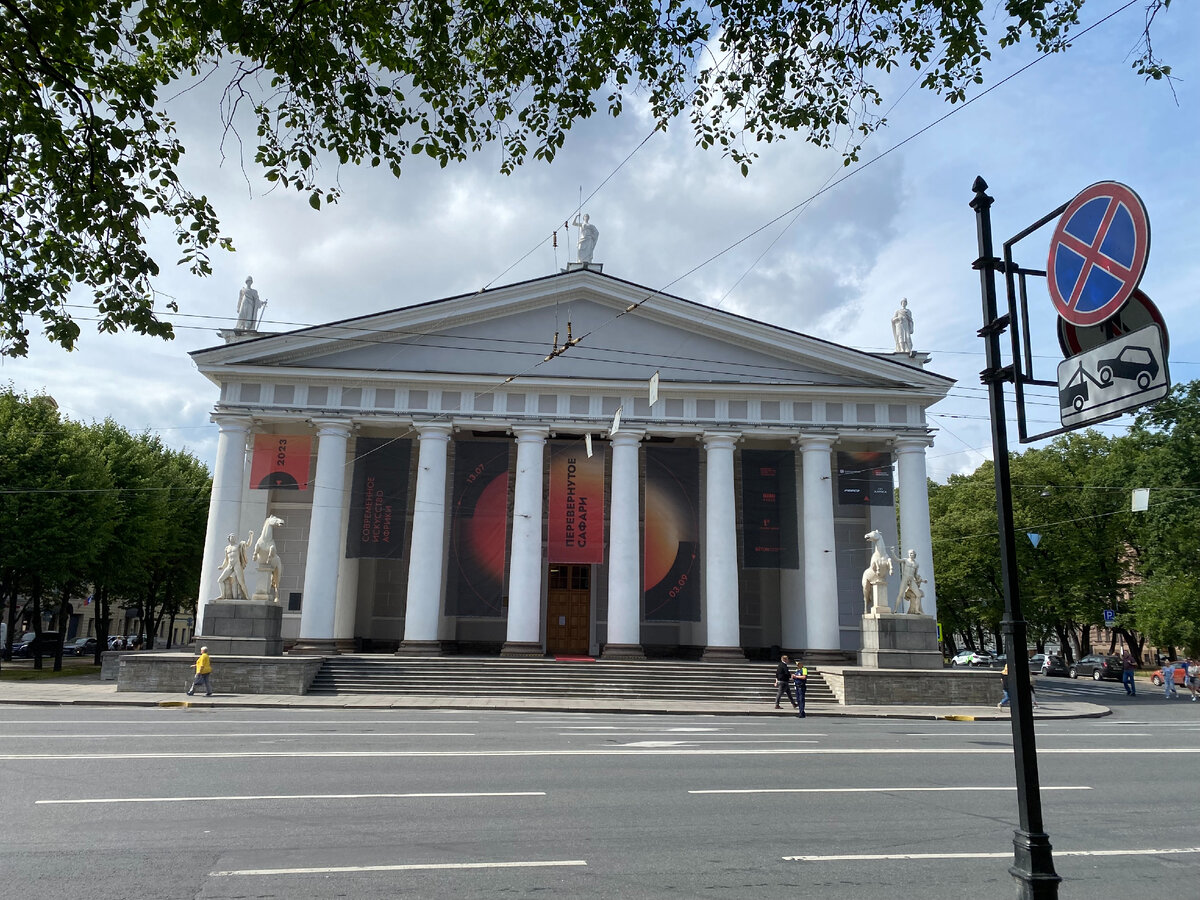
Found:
<box><xmin>585</xmin><ymin>432</ymin><xmax>593</xmax><ymax>458</ymax></box>
<box><xmin>649</xmin><ymin>371</ymin><xmax>660</xmax><ymax>407</ymax></box>
<box><xmin>1131</xmin><ymin>488</ymin><xmax>1149</xmax><ymax>512</ymax></box>
<box><xmin>609</xmin><ymin>405</ymin><xmax>622</xmax><ymax>437</ymax></box>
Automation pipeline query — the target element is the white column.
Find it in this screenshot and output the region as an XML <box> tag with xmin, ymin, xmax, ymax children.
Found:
<box><xmin>400</xmin><ymin>424</ymin><xmax>453</xmax><ymax>654</ymax></box>
<box><xmin>294</xmin><ymin>419</ymin><xmax>352</xmax><ymax>653</ymax></box>
<box><xmin>603</xmin><ymin>430</ymin><xmax>645</xmax><ymax>658</ymax></box>
<box><xmin>702</xmin><ymin>432</ymin><xmax>744</xmax><ymax>659</ymax></box>
<box><xmin>779</xmin><ymin>446</ymin><xmax>806</xmax><ymax>650</ymax></box>
<box><xmin>503</xmin><ymin>427</ymin><xmax>548</xmax><ymax>655</ymax></box>
<box><xmin>895</xmin><ymin>437</ymin><xmax>938</xmax><ymax>623</ymax></box>
<box><xmin>196</xmin><ymin>416</ymin><xmax>250</xmax><ymax>638</ymax></box>
<box><xmin>800</xmin><ymin>435</ymin><xmax>840</xmax><ymax>651</ymax></box>
<box><xmin>333</xmin><ymin>441</ymin><xmax>360</xmax><ymax>651</ymax></box>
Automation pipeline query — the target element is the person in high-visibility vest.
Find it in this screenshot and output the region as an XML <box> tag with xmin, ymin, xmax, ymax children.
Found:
<box><xmin>791</xmin><ymin>665</ymin><xmax>808</xmax><ymax>718</ymax></box>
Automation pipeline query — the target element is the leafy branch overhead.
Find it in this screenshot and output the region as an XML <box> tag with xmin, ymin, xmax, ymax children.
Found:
<box><xmin>0</xmin><ymin>0</ymin><xmax>1173</xmax><ymax>356</ymax></box>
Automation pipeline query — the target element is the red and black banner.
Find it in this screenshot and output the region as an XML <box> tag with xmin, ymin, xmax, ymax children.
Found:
<box><xmin>644</xmin><ymin>446</ymin><xmax>701</xmax><ymax>622</ymax></box>
<box><xmin>447</xmin><ymin>441</ymin><xmax>511</xmax><ymax>617</ymax></box>
<box><xmin>548</xmin><ymin>441</ymin><xmax>605</xmax><ymax>564</ymax></box>
<box><xmin>249</xmin><ymin>434</ymin><xmax>312</xmax><ymax>490</ymax></box>
<box><xmin>837</xmin><ymin>451</ymin><xmax>895</xmax><ymax>506</ymax></box>
<box><xmin>346</xmin><ymin>437</ymin><xmax>411</xmax><ymax>560</ymax></box>
<box><xmin>741</xmin><ymin>449</ymin><xmax>799</xmax><ymax>569</ymax></box>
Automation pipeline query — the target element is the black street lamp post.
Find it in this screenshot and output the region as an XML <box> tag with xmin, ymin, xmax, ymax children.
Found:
<box><xmin>971</xmin><ymin>176</ymin><xmax>1061</xmax><ymax>898</ymax></box>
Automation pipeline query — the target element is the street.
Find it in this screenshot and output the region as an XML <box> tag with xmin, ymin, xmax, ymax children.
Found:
<box><xmin>2</xmin><ymin>677</ymin><xmax>1198</xmax><ymax>899</ymax></box>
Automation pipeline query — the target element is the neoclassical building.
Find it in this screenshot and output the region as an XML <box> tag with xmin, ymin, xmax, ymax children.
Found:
<box><xmin>191</xmin><ymin>268</ymin><xmax>952</xmax><ymax>659</ymax></box>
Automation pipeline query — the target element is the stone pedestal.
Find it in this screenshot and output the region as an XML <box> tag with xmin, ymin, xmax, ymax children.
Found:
<box><xmin>869</xmin><ymin>581</ymin><xmax>891</xmax><ymax>615</ymax></box>
<box><xmin>197</xmin><ymin>600</ymin><xmax>283</xmax><ymax>656</ymax></box>
<box><xmin>859</xmin><ymin>612</ymin><xmax>942</xmax><ymax>669</ymax></box>
<box><xmin>249</xmin><ymin>563</ymin><xmax>275</xmax><ymax>603</ymax></box>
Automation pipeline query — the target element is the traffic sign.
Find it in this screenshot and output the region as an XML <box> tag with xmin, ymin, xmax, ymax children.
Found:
<box><xmin>1047</xmin><ymin>181</ymin><xmax>1150</xmax><ymax>327</ymax></box>
<box><xmin>1058</xmin><ymin>324</ymin><xmax>1169</xmax><ymax>429</ymax></box>
<box><xmin>1103</xmin><ymin>609</ymin><xmax>1115</xmax><ymax>624</ymax></box>
<box><xmin>1058</xmin><ymin>288</ymin><xmax>1168</xmax><ymax>357</ymax></box>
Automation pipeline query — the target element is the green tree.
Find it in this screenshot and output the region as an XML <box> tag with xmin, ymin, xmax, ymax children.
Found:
<box><xmin>0</xmin><ymin>0</ymin><xmax>1174</xmax><ymax>356</ymax></box>
<box><xmin>0</xmin><ymin>388</ymin><xmax>113</xmax><ymax>669</ymax></box>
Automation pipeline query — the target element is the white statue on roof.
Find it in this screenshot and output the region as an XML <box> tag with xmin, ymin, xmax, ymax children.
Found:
<box><xmin>236</xmin><ymin>276</ymin><xmax>266</xmax><ymax>331</ymax></box>
<box><xmin>892</xmin><ymin>298</ymin><xmax>914</xmax><ymax>355</ymax></box>
<box><xmin>573</xmin><ymin>213</ymin><xmax>599</xmax><ymax>264</ymax></box>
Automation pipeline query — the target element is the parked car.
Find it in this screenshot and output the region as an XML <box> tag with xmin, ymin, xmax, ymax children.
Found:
<box><xmin>1040</xmin><ymin>654</ymin><xmax>1070</xmax><ymax>677</ymax></box>
<box><xmin>1069</xmin><ymin>654</ymin><xmax>1122</xmax><ymax>681</ymax></box>
<box><xmin>65</xmin><ymin>637</ymin><xmax>98</xmax><ymax>657</ymax></box>
<box><xmin>11</xmin><ymin>631</ymin><xmax>62</xmax><ymax>658</ymax></box>
<box><xmin>1150</xmin><ymin>664</ymin><xmax>1189</xmax><ymax>687</ymax></box>
<box><xmin>950</xmin><ymin>649</ymin><xmax>995</xmax><ymax>667</ymax></box>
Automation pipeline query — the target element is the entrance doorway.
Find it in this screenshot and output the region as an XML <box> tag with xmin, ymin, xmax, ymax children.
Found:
<box><xmin>546</xmin><ymin>565</ymin><xmax>591</xmax><ymax>656</ymax></box>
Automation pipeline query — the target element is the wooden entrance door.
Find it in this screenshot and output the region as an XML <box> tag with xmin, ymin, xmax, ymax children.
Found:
<box><xmin>546</xmin><ymin>565</ymin><xmax>591</xmax><ymax>656</ymax></box>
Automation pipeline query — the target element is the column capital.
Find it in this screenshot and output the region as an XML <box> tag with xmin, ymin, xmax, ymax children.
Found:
<box><xmin>796</xmin><ymin>433</ymin><xmax>836</xmax><ymax>452</ymax></box>
<box><xmin>892</xmin><ymin>434</ymin><xmax>934</xmax><ymax>453</ymax></box>
<box><xmin>610</xmin><ymin>429</ymin><xmax>645</xmax><ymax>447</ymax></box>
<box><xmin>702</xmin><ymin>430</ymin><xmax>740</xmax><ymax>451</ymax></box>
<box><xmin>308</xmin><ymin>417</ymin><xmax>353</xmax><ymax>438</ymax></box>
<box><xmin>512</xmin><ymin>425</ymin><xmax>550</xmax><ymax>442</ymax></box>
<box><xmin>211</xmin><ymin>413</ymin><xmax>251</xmax><ymax>432</ymax></box>
<box><xmin>414</xmin><ymin>422</ymin><xmax>454</xmax><ymax>441</ymax></box>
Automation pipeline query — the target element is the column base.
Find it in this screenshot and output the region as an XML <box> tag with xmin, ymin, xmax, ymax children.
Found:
<box><xmin>600</xmin><ymin>643</ymin><xmax>646</xmax><ymax>660</ymax></box>
<box><xmin>288</xmin><ymin>638</ymin><xmax>340</xmax><ymax>655</ymax></box>
<box><xmin>396</xmin><ymin>640</ymin><xmax>447</xmax><ymax>657</ymax></box>
<box><xmin>501</xmin><ymin>641</ymin><xmax>546</xmax><ymax>658</ymax></box>
<box><xmin>700</xmin><ymin>645</ymin><xmax>747</xmax><ymax>662</ymax></box>
<box><xmin>334</xmin><ymin>638</ymin><xmax>357</xmax><ymax>653</ymax></box>
<box><xmin>800</xmin><ymin>649</ymin><xmax>857</xmax><ymax>665</ymax></box>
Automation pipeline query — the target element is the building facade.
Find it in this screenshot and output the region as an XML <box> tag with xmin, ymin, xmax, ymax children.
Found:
<box><xmin>190</xmin><ymin>269</ymin><xmax>952</xmax><ymax>659</ymax></box>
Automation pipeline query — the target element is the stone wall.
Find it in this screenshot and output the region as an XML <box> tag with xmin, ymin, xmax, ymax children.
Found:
<box><xmin>117</xmin><ymin>653</ymin><xmax>325</xmax><ymax>695</ymax></box>
<box><xmin>820</xmin><ymin>666</ymin><xmax>1001</xmax><ymax>706</ymax></box>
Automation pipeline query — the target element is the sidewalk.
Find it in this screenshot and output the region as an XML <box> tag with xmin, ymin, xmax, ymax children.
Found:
<box><xmin>0</xmin><ymin>676</ymin><xmax>1110</xmax><ymax>720</ymax></box>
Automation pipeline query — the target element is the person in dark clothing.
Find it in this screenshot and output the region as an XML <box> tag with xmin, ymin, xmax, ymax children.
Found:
<box><xmin>792</xmin><ymin>665</ymin><xmax>809</xmax><ymax>718</ymax></box>
<box><xmin>774</xmin><ymin>655</ymin><xmax>797</xmax><ymax>709</ymax></box>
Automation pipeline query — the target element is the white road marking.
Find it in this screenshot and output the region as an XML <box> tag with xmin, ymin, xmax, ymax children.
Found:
<box><xmin>785</xmin><ymin>846</ymin><xmax>1200</xmax><ymax>862</ymax></box>
<box><xmin>5</xmin><ymin>747</ymin><xmax>1200</xmax><ymax>761</ymax></box>
<box><xmin>557</xmin><ymin>731</ymin><xmax>826</xmax><ymax>737</ymax></box>
<box><xmin>211</xmin><ymin>859</ymin><xmax>588</xmax><ymax>877</ymax></box>
<box><xmin>0</xmin><ymin>719</ymin><xmax>480</xmax><ymax>726</ymax></box>
<box><xmin>37</xmin><ymin>790</ymin><xmax>545</xmax><ymax>806</ymax></box>
<box><xmin>903</xmin><ymin>731</ymin><xmax>1150</xmax><ymax>737</ymax></box>
<box><xmin>1</xmin><ymin>732</ymin><xmax>475</xmax><ymax>739</ymax></box>
<box><xmin>692</xmin><ymin>785</ymin><xmax>1092</xmax><ymax>795</ymax></box>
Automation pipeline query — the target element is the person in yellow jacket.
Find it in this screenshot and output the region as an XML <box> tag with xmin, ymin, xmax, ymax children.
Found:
<box><xmin>187</xmin><ymin>646</ymin><xmax>213</xmax><ymax>697</ymax></box>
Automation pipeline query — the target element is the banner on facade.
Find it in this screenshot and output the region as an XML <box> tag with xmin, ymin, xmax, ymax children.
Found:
<box><xmin>249</xmin><ymin>434</ymin><xmax>312</xmax><ymax>490</ymax></box>
<box><xmin>836</xmin><ymin>451</ymin><xmax>894</xmax><ymax>506</ymax></box>
<box><xmin>644</xmin><ymin>446</ymin><xmax>701</xmax><ymax>622</ymax></box>
<box><xmin>548</xmin><ymin>441</ymin><xmax>605</xmax><ymax>564</ymax></box>
<box><xmin>447</xmin><ymin>441</ymin><xmax>511</xmax><ymax>617</ymax></box>
<box><xmin>345</xmin><ymin>437</ymin><xmax>411</xmax><ymax>560</ymax></box>
<box><xmin>741</xmin><ymin>449</ymin><xmax>799</xmax><ymax>569</ymax></box>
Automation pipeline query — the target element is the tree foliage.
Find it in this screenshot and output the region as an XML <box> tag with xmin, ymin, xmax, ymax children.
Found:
<box><xmin>0</xmin><ymin>0</ymin><xmax>1173</xmax><ymax>355</ymax></box>
<box><xmin>0</xmin><ymin>387</ymin><xmax>211</xmax><ymax>664</ymax></box>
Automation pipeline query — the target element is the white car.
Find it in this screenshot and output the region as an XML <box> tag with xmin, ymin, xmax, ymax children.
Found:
<box><xmin>950</xmin><ymin>649</ymin><xmax>995</xmax><ymax>667</ymax></box>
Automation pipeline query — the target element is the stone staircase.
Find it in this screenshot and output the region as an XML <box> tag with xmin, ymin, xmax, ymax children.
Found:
<box><xmin>307</xmin><ymin>656</ymin><xmax>835</xmax><ymax>705</ymax></box>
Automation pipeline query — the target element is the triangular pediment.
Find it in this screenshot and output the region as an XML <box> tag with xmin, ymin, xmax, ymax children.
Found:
<box><xmin>192</xmin><ymin>270</ymin><xmax>951</xmax><ymax>395</ymax></box>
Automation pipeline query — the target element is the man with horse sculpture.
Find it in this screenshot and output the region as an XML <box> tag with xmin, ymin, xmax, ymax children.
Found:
<box><xmin>214</xmin><ymin>515</ymin><xmax>285</xmax><ymax>603</ymax></box>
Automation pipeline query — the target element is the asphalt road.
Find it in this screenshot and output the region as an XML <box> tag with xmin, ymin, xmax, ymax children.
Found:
<box><xmin>2</xmin><ymin>677</ymin><xmax>1198</xmax><ymax>899</ymax></box>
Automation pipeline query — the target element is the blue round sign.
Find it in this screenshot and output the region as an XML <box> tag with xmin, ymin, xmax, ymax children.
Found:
<box><xmin>1047</xmin><ymin>181</ymin><xmax>1150</xmax><ymax>327</ymax></box>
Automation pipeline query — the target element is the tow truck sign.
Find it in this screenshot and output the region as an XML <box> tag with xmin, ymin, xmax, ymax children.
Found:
<box><xmin>1058</xmin><ymin>324</ymin><xmax>1169</xmax><ymax>429</ymax></box>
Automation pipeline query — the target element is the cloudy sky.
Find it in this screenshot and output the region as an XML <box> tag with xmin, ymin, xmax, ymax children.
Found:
<box><xmin>4</xmin><ymin>1</ymin><xmax>1197</xmax><ymax>483</ymax></box>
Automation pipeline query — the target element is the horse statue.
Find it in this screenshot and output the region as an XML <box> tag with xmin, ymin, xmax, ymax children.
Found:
<box><xmin>862</xmin><ymin>529</ymin><xmax>892</xmax><ymax>613</ymax></box>
<box><xmin>252</xmin><ymin>515</ymin><xmax>285</xmax><ymax>602</ymax></box>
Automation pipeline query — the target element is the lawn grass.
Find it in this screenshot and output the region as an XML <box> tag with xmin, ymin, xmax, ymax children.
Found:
<box><xmin>0</xmin><ymin>664</ymin><xmax>101</xmax><ymax>681</ymax></box>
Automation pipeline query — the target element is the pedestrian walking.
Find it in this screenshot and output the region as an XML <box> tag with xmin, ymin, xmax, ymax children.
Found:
<box><xmin>187</xmin><ymin>646</ymin><xmax>213</xmax><ymax>697</ymax></box>
<box><xmin>997</xmin><ymin>663</ymin><xmax>1011</xmax><ymax>708</ymax></box>
<box><xmin>1186</xmin><ymin>659</ymin><xmax>1200</xmax><ymax>701</ymax></box>
<box><xmin>1121</xmin><ymin>649</ymin><xmax>1137</xmax><ymax>696</ymax></box>
<box><xmin>773</xmin><ymin>654</ymin><xmax>798</xmax><ymax>709</ymax></box>
<box><xmin>1162</xmin><ymin>661</ymin><xmax>1179</xmax><ymax>699</ymax></box>
<box><xmin>791</xmin><ymin>665</ymin><xmax>808</xmax><ymax>718</ymax></box>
